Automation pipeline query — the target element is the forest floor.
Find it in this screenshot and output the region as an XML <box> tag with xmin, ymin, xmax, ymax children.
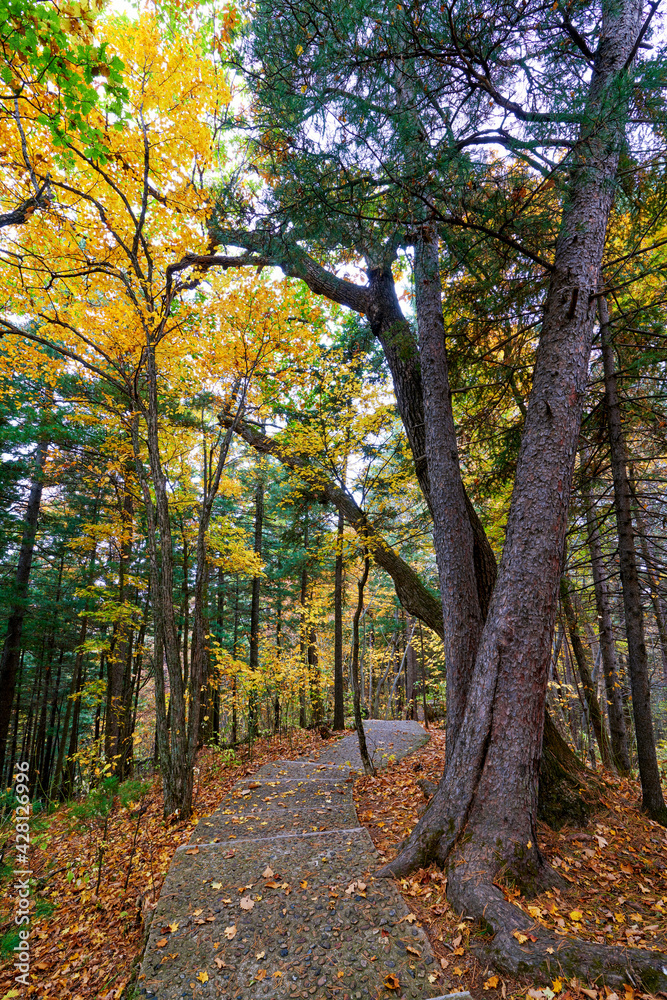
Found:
<box><xmin>0</xmin><ymin>722</ymin><xmax>665</xmax><ymax>1000</ymax></box>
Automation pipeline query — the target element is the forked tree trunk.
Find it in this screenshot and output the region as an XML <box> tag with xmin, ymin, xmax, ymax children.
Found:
<box><xmin>380</xmin><ymin>2</ymin><xmax>667</xmax><ymax>987</ymax></box>
<box><xmin>600</xmin><ymin>299</ymin><xmax>667</xmax><ymax>823</ymax></box>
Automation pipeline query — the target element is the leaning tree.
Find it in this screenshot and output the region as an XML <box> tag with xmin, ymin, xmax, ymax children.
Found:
<box><xmin>201</xmin><ymin>0</ymin><xmax>667</xmax><ymax>985</ymax></box>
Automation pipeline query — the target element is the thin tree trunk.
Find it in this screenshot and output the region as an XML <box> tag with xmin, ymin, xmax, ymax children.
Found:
<box><xmin>333</xmin><ymin>507</ymin><xmax>345</xmax><ymax>729</ymax></box>
<box><xmin>583</xmin><ymin>475</ymin><xmax>631</xmax><ymax>773</ymax></box>
<box><xmin>351</xmin><ymin>553</ymin><xmax>374</xmax><ymax>775</ymax></box>
<box><xmin>0</xmin><ymin>437</ymin><xmax>48</xmax><ymax>781</ymax></box>
<box><xmin>600</xmin><ymin>298</ymin><xmax>666</xmax><ymax>822</ymax></box>
<box><xmin>248</xmin><ymin>471</ymin><xmax>264</xmax><ymax>740</ymax></box>
<box><xmin>629</xmin><ymin>478</ymin><xmax>667</xmax><ymax>686</ymax></box>
<box><xmin>560</xmin><ymin>576</ymin><xmax>613</xmax><ymax>769</ymax></box>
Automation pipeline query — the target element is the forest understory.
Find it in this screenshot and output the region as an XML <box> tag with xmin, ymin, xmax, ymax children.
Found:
<box><xmin>1</xmin><ymin>723</ymin><xmax>665</xmax><ymax>1000</ymax></box>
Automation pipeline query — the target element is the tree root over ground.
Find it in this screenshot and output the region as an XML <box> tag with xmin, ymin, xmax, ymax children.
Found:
<box><xmin>447</xmin><ymin>861</ymin><xmax>667</xmax><ymax>993</ymax></box>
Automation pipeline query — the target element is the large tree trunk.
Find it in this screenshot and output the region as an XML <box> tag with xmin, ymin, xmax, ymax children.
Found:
<box><xmin>413</xmin><ymin>233</ymin><xmax>483</xmax><ymax>755</ymax></box>
<box><xmin>0</xmin><ymin>437</ymin><xmax>48</xmax><ymax>781</ymax></box>
<box><xmin>380</xmin><ymin>2</ymin><xmax>667</xmax><ymax>986</ymax></box>
<box><xmin>583</xmin><ymin>474</ymin><xmax>631</xmax><ymax>773</ymax></box>
<box><xmin>600</xmin><ymin>298</ymin><xmax>667</xmax><ymax>823</ymax></box>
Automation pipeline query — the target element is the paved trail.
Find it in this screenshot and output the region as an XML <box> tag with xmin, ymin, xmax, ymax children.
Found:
<box><xmin>137</xmin><ymin>721</ymin><xmax>462</xmax><ymax>1000</ymax></box>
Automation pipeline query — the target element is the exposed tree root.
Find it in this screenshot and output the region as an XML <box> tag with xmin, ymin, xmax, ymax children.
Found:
<box><xmin>447</xmin><ymin>860</ymin><xmax>667</xmax><ymax>993</ymax></box>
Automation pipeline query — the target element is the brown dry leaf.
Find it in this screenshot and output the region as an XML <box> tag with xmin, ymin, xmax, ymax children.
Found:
<box><xmin>581</xmin><ymin>990</ymin><xmax>598</xmax><ymax>1000</ymax></box>
<box><xmin>224</xmin><ymin>925</ymin><xmax>237</xmax><ymax>940</ymax></box>
<box><xmin>406</xmin><ymin>945</ymin><xmax>421</xmax><ymax>956</ymax></box>
<box><xmin>452</xmin><ymin>934</ymin><xmax>462</xmax><ymax>948</ymax></box>
<box><xmin>384</xmin><ymin>973</ymin><xmax>401</xmax><ymax>989</ymax></box>
<box><xmin>484</xmin><ymin>976</ymin><xmax>500</xmax><ymax>989</ymax></box>
<box><xmin>256</xmin><ymin>969</ymin><xmax>266</xmax><ymax>981</ymax></box>
<box><xmin>262</xmin><ymin>866</ymin><xmax>274</xmax><ymax>878</ymax></box>
<box><xmin>185</xmin><ymin>847</ymin><xmax>199</xmax><ymax>855</ymax></box>
<box><xmin>256</xmin><ymin>950</ymin><xmax>265</xmax><ymax>960</ymax></box>
<box><xmin>239</xmin><ymin>896</ymin><xmax>254</xmax><ymax>910</ymax></box>
<box><xmin>156</xmin><ymin>938</ymin><xmax>167</xmax><ymax>948</ymax></box>
<box><xmin>512</xmin><ymin>929</ymin><xmax>529</xmax><ymax>944</ymax></box>
<box><xmin>453</xmin><ymin>946</ymin><xmax>465</xmax><ymax>956</ymax></box>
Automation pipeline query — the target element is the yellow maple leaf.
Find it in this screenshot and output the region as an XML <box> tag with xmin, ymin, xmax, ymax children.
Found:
<box><xmin>196</xmin><ymin>971</ymin><xmax>208</xmax><ymax>983</ymax></box>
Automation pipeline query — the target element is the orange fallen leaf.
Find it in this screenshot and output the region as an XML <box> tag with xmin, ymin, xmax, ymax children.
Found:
<box><xmin>256</xmin><ymin>969</ymin><xmax>266</xmax><ymax>981</ymax></box>
<box><xmin>156</xmin><ymin>938</ymin><xmax>167</xmax><ymax>948</ymax></box>
<box><xmin>384</xmin><ymin>973</ymin><xmax>400</xmax><ymax>989</ymax></box>
<box><xmin>484</xmin><ymin>976</ymin><xmax>500</xmax><ymax>989</ymax></box>
<box><xmin>185</xmin><ymin>847</ymin><xmax>199</xmax><ymax>855</ymax></box>
<box><xmin>406</xmin><ymin>945</ymin><xmax>421</xmax><ymax>956</ymax></box>
<box><xmin>512</xmin><ymin>930</ymin><xmax>529</xmax><ymax>944</ymax></box>
<box><xmin>453</xmin><ymin>946</ymin><xmax>465</xmax><ymax>956</ymax></box>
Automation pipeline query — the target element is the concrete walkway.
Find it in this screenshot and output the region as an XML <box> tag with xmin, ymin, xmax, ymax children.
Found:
<box><xmin>136</xmin><ymin>721</ymin><xmax>462</xmax><ymax>1000</ymax></box>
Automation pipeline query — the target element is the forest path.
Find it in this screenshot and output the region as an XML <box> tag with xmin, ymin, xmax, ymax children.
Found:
<box><xmin>136</xmin><ymin>720</ymin><xmax>462</xmax><ymax>1000</ymax></box>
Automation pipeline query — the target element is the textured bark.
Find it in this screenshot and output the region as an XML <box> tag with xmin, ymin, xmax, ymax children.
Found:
<box><xmin>560</xmin><ymin>577</ymin><xmax>613</xmax><ymax>769</ymax></box>
<box><xmin>414</xmin><ymin>234</ymin><xmax>484</xmax><ymax>754</ymax></box>
<box><xmin>0</xmin><ymin>437</ymin><xmax>48</xmax><ymax>782</ymax></box>
<box><xmin>381</xmin><ymin>0</ymin><xmax>647</xmax><ymax>908</ymax></box>
<box><xmin>583</xmin><ymin>480</ymin><xmax>631</xmax><ymax>773</ymax></box>
<box><xmin>600</xmin><ymin>299</ymin><xmax>667</xmax><ymax>823</ymax></box>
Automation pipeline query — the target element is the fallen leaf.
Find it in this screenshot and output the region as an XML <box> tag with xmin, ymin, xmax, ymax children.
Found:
<box><xmin>168</xmin><ymin>922</ymin><xmax>179</xmax><ymax>932</ymax></box>
<box><xmin>428</xmin><ymin>973</ymin><xmax>438</xmax><ymax>983</ymax></box>
<box><xmin>552</xmin><ymin>979</ymin><xmax>563</xmax><ymax>993</ymax></box>
<box><xmin>484</xmin><ymin>976</ymin><xmax>500</xmax><ymax>989</ymax></box>
<box><xmin>569</xmin><ymin>910</ymin><xmax>583</xmax><ymax>922</ymax></box>
<box><xmin>224</xmin><ymin>925</ymin><xmax>237</xmax><ymax>940</ymax></box>
<box><xmin>211</xmin><ymin>882</ymin><xmax>223</xmax><ymax>890</ymax></box>
<box><xmin>453</xmin><ymin>934</ymin><xmax>462</xmax><ymax>947</ymax></box>
<box><xmin>581</xmin><ymin>990</ymin><xmax>598</xmax><ymax>1000</ymax></box>
<box><xmin>402</xmin><ymin>913</ymin><xmax>417</xmax><ymax>924</ymax></box>
<box><xmin>156</xmin><ymin>938</ymin><xmax>167</xmax><ymax>948</ymax></box>
<box><xmin>256</xmin><ymin>950</ymin><xmax>265</xmax><ymax>960</ymax></box>
<box><xmin>338</xmin><ymin>970</ymin><xmax>345</xmax><ymax>978</ymax></box>
<box><xmin>240</xmin><ymin>896</ymin><xmax>254</xmax><ymax>910</ymax></box>
<box><xmin>620</xmin><ymin>863</ymin><xmax>633</xmax><ymax>875</ymax></box>
<box><xmin>262</xmin><ymin>866</ymin><xmax>274</xmax><ymax>878</ymax></box>
<box><xmin>453</xmin><ymin>946</ymin><xmax>465</xmax><ymax>956</ymax></box>
<box><xmin>300</xmin><ymin>880</ymin><xmax>308</xmax><ymax>889</ymax></box>
<box><xmin>256</xmin><ymin>969</ymin><xmax>266</xmax><ymax>980</ymax></box>
<box><xmin>384</xmin><ymin>973</ymin><xmax>401</xmax><ymax>989</ymax></box>
<box><xmin>406</xmin><ymin>945</ymin><xmax>421</xmax><ymax>956</ymax></box>
<box><xmin>248</xmin><ymin>781</ymin><xmax>261</xmax><ymax>789</ymax></box>
<box><xmin>512</xmin><ymin>930</ymin><xmax>529</xmax><ymax>944</ymax></box>
<box><xmin>453</xmin><ymin>966</ymin><xmax>464</xmax><ymax>976</ymax></box>
<box><xmin>196</xmin><ymin>971</ymin><xmax>209</xmax><ymax>983</ymax></box>
<box><xmin>185</xmin><ymin>847</ymin><xmax>199</xmax><ymax>855</ymax></box>
<box><xmin>357</xmin><ymin>881</ymin><xmax>367</xmax><ymax>891</ymax></box>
